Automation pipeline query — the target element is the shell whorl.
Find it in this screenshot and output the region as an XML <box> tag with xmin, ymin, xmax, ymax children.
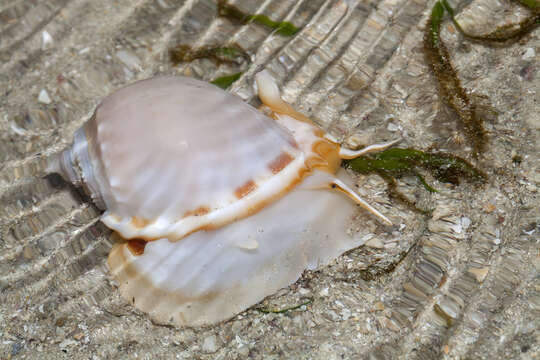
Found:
<box><xmin>52</xmin><ymin>115</ymin><xmax>108</xmax><ymax>210</ymax></box>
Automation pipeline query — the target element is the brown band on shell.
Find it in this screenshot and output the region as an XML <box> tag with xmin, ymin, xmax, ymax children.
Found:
<box><xmin>234</xmin><ymin>180</ymin><xmax>257</xmax><ymax>199</ymax></box>
<box><xmin>183</xmin><ymin>206</ymin><xmax>211</xmax><ymax>218</ymax></box>
<box><xmin>127</xmin><ymin>239</ymin><xmax>147</xmax><ymax>256</ymax></box>
<box><xmin>268</xmin><ymin>152</ymin><xmax>294</xmax><ymax>174</ymax></box>
<box><xmin>157</xmin><ymin>166</ymin><xmax>312</xmax><ymax>243</ymax></box>
<box><xmin>131</xmin><ymin>216</ymin><xmax>152</xmax><ymax>229</ymax></box>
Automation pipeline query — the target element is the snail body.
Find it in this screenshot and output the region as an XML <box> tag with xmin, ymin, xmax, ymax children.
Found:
<box><xmin>50</xmin><ymin>71</ymin><xmax>395</xmax><ymax>326</ymax></box>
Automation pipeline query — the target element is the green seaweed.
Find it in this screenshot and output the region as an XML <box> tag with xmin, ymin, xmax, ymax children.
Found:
<box><xmin>169</xmin><ymin>1</ymin><xmax>301</xmax><ymax>92</ymax></box>
<box><xmin>248</xmin><ymin>14</ymin><xmax>299</xmax><ymax>37</ymax></box>
<box><xmin>515</xmin><ymin>0</ymin><xmax>540</xmax><ymax>9</ymax></box>
<box><xmin>218</xmin><ymin>0</ymin><xmax>300</xmax><ymax>36</ymax></box>
<box><xmin>169</xmin><ymin>44</ymin><xmax>249</xmax><ymax>66</ymax></box>
<box><xmin>425</xmin><ymin>3</ymin><xmax>487</xmax><ymax>158</ymax></box>
<box><xmin>425</xmin><ymin>0</ymin><xmax>539</xmax><ymax>158</ymax></box>
<box><xmin>345</xmin><ymin>148</ymin><xmax>485</xmax><ymax>186</ymax></box>
<box><xmin>256</xmin><ymin>299</ymin><xmax>313</xmax><ymax>314</ymax></box>
<box><xmin>210</xmin><ymin>72</ymin><xmax>243</xmax><ymax>89</ymax></box>
<box><xmin>169</xmin><ymin>44</ymin><xmax>248</xmax><ymax>89</ymax></box>
<box><xmin>428</xmin><ymin>1</ymin><xmax>446</xmax><ymax>47</ymax></box>
<box><xmin>344</xmin><ymin>148</ymin><xmax>486</xmax><ymax>213</ymax></box>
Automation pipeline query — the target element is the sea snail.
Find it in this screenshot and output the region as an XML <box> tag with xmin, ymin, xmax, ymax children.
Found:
<box><xmin>48</xmin><ymin>70</ymin><xmax>398</xmax><ymax>327</ymax></box>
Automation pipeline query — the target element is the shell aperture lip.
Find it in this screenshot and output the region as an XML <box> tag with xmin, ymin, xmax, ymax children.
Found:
<box><xmin>108</xmin><ymin>169</ymin><xmax>364</xmax><ymax>327</ymax></box>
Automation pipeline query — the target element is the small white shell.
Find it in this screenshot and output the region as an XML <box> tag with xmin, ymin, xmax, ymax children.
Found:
<box><xmin>50</xmin><ymin>71</ymin><xmax>396</xmax><ymax>327</ymax></box>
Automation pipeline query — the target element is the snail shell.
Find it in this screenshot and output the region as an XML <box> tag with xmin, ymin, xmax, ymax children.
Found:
<box><xmin>49</xmin><ymin>70</ymin><xmax>395</xmax><ymax>326</ymax></box>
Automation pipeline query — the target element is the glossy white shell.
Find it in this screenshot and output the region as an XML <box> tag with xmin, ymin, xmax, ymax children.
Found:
<box><xmin>50</xmin><ymin>71</ymin><xmax>394</xmax><ymax>327</ymax></box>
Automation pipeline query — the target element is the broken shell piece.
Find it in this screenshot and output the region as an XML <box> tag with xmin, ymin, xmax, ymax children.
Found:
<box><xmin>49</xmin><ymin>70</ymin><xmax>397</xmax><ymax>326</ymax></box>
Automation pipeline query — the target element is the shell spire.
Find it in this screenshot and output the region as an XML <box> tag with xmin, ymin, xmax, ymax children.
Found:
<box><xmin>48</xmin><ymin>125</ymin><xmax>107</xmax><ymax>210</ymax></box>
